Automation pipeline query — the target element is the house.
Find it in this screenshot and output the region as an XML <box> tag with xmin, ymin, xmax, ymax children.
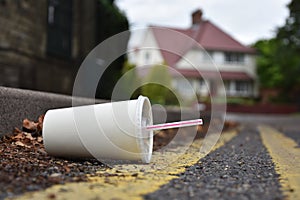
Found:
<box><xmin>130</xmin><ymin>9</ymin><xmax>258</xmax><ymax>99</ymax></box>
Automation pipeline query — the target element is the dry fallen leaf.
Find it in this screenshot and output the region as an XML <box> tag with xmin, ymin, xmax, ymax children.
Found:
<box><xmin>63</xmin><ymin>166</ymin><xmax>71</xmax><ymax>173</ymax></box>
<box><xmin>24</xmin><ymin>133</ymin><xmax>34</xmax><ymax>141</ymax></box>
<box><xmin>22</xmin><ymin>118</ymin><xmax>38</xmax><ymax>132</ymax></box>
<box><xmin>37</xmin><ymin>115</ymin><xmax>44</xmax><ymax>132</ymax></box>
<box><xmin>37</xmin><ymin>137</ymin><xmax>43</xmax><ymax>143</ymax></box>
<box><xmin>13</xmin><ymin>133</ymin><xmax>24</xmax><ymax>140</ymax></box>
<box><xmin>15</xmin><ymin>141</ymin><xmax>25</xmax><ymax>147</ymax></box>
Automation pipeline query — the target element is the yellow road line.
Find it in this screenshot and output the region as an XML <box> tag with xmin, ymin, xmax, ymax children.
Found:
<box><xmin>259</xmin><ymin>125</ymin><xmax>300</xmax><ymax>200</ymax></box>
<box><xmin>11</xmin><ymin>130</ymin><xmax>237</xmax><ymax>200</ymax></box>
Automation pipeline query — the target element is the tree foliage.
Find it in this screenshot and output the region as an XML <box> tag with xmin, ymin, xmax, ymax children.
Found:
<box><xmin>254</xmin><ymin>0</ymin><xmax>300</xmax><ymax>102</ymax></box>
<box><xmin>118</xmin><ymin>61</ymin><xmax>141</xmax><ymax>100</ymax></box>
<box><xmin>254</xmin><ymin>39</ymin><xmax>283</xmax><ymax>88</ymax></box>
<box><xmin>140</xmin><ymin>64</ymin><xmax>178</xmax><ymax>105</ymax></box>
<box><xmin>275</xmin><ymin>0</ymin><xmax>300</xmax><ymax>98</ymax></box>
<box><xmin>95</xmin><ymin>0</ymin><xmax>129</xmax><ymax>99</ymax></box>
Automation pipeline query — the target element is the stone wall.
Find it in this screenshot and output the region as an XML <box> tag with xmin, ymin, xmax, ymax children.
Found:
<box><xmin>0</xmin><ymin>0</ymin><xmax>98</xmax><ymax>95</ymax></box>
<box><xmin>0</xmin><ymin>1</ymin><xmax>47</xmax><ymax>57</ymax></box>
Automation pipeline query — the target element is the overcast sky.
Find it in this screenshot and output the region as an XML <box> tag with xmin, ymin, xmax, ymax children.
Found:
<box><xmin>116</xmin><ymin>0</ymin><xmax>291</xmax><ymax>46</ymax></box>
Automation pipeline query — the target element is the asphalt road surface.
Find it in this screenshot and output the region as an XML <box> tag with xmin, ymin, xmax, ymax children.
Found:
<box><xmin>145</xmin><ymin>125</ymin><xmax>283</xmax><ymax>200</ymax></box>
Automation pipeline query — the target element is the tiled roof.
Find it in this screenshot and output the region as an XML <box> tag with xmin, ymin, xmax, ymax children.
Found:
<box><xmin>150</xmin><ymin>26</ymin><xmax>193</xmax><ymax>67</ymax></box>
<box><xmin>150</xmin><ymin>20</ymin><xmax>255</xmax><ymax>66</ymax></box>
<box><xmin>193</xmin><ymin>21</ymin><xmax>255</xmax><ymax>53</ymax></box>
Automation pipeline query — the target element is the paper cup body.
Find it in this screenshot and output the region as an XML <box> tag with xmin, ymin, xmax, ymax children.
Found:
<box><xmin>43</xmin><ymin>96</ymin><xmax>153</xmax><ymax>163</ymax></box>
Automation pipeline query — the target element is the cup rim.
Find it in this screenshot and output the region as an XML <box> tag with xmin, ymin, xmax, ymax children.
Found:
<box><xmin>135</xmin><ymin>95</ymin><xmax>153</xmax><ymax>163</ymax></box>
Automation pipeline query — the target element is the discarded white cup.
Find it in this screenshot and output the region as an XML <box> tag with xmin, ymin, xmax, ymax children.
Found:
<box><xmin>43</xmin><ymin>95</ymin><xmax>154</xmax><ymax>163</ymax></box>
<box><xmin>43</xmin><ymin>95</ymin><xmax>203</xmax><ymax>164</ymax></box>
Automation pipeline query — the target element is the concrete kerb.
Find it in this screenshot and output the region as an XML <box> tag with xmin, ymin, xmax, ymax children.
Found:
<box><xmin>0</xmin><ymin>86</ymin><xmax>107</xmax><ymax>136</ymax></box>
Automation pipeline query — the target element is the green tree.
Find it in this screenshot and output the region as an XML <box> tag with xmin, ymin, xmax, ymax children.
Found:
<box><xmin>141</xmin><ymin>64</ymin><xmax>178</xmax><ymax>105</ymax></box>
<box><xmin>255</xmin><ymin>0</ymin><xmax>300</xmax><ymax>102</ymax></box>
<box><xmin>254</xmin><ymin>39</ymin><xmax>283</xmax><ymax>88</ymax></box>
<box><xmin>275</xmin><ymin>0</ymin><xmax>300</xmax><ymax>101</ymax></box>
<box><xmin>277</xmin><ymin>0</ymin><xmax>300</xmax><ymax>50</ymax></box>
<box><xmin>95</xmin><ymin>0</ymin><xmax>129</xmax><ymax>99</ymax></box>
<box><xmin>118</xmin><ymin>61</ymin><xmax>141</xmax><ymax>100</ymax></box>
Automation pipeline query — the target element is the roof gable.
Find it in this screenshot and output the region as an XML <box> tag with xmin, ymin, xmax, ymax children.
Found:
<box><xmin>150</xmin><ymin>27</ymin><xmax>194</xmax><ymax>67</ymax></box>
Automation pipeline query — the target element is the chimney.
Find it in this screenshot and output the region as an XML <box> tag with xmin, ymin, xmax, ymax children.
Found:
<box><xmin>192</xmin><ymin>9</ymin><xmax>203</xmax><ymax>25</ymax></box>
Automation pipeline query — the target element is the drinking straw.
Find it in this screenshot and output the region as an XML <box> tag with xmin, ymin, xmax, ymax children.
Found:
<box><xmin>146</xmin><ymin>119</ymin><xmax>203</xmax><ymax>131</ymax></box>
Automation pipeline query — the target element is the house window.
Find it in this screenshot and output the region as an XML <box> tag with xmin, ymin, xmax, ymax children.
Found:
<box><xmin>48</xmin><ymin>4</ymin><xmax>55</xmax><ymax>24</ymax></box>
<box><xmin>199</xmin><ymin>79</ymin><xmax>207</xmax><ymax>90</ymax></box>
<box><xmin>224</xmin><ymin>52</ymin><xmax>244</xmax><ymax>64</ymax></box>
<box><xmin>235</xmin><ymin>81</ymin><xmax>251</xmax><ymax>95</ymax></box>
<box><xmin>144</xmin><ymin>52</ymin><xmax>150</xmax><ymax>64</ymax></box>
<box><xmin>47</xmin><ymin>0</ymin><xmax>73</xmax><ymax>59</ymax></box>
<box><xmin>225</xmin><ymin>80</ymin><xmax>253</xmax><ymax>96</ymax></box>
<box><xmin>224</xmin><ymin>80</ymin><xmax>230</xmax><ymax>92</ymax></box>
<box><xmin>199</xmin><ymin>79</ymin><xmax>205</xmax><ymax>88</ymax></box>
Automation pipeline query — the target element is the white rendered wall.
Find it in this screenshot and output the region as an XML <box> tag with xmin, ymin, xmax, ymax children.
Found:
<box><xmin>134</xmin><ymin>29</ymin><xmax>164</xmax><ymax>67</ymax></box>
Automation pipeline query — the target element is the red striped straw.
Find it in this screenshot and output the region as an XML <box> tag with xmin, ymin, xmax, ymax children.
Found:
<box><xmin>146</xmin><ymin>119</ymin><xmax>203</xmax><ymax>131</ymax></box>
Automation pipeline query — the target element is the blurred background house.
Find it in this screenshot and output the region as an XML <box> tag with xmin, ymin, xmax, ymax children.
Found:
<box><xmin>1</xmin><ymin>0</ymin><xmax>298</xmax><ymax>111</ymax></box>
<box><xmin>0</xmin><ymin>0</ymin><xmax>128</xmax><ymax>98</ymax></box>
<box><xmin>130</xmin><ymin>10</ymin><xmax>258</xmax><ymax>100</ymax></box>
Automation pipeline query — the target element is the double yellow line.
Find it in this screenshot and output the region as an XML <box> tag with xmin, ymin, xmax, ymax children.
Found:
<box><xmin>259</xmin><ymin>125</ymin><xmax>300</xmax><ymax>200</ymax></box>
